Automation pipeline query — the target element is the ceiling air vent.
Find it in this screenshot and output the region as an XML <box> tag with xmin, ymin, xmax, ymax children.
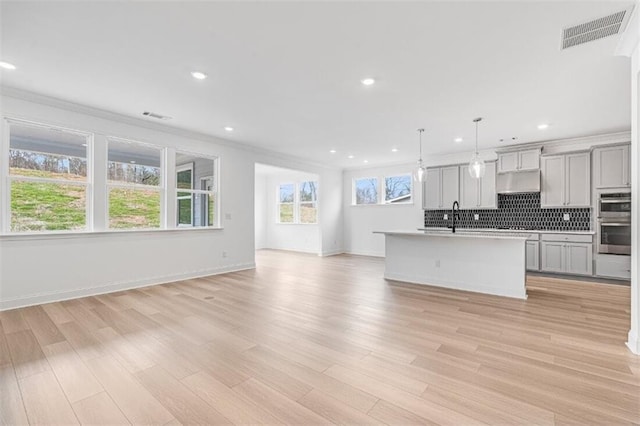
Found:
<box><xmin>561</xmin><ymin>9</ymin><xmax>629</xmax><ymax>49</ymax></box>
<box><xmin>142</xmin><ymin>111</ymin><xmax>172</xmax><ymax>120</ymax></box>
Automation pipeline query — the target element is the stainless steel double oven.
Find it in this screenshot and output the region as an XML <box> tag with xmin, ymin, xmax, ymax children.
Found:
<box><xmin>597</xmin><ymin>192</ymin><xmax>631</xmax><ymax>255</ymax></box>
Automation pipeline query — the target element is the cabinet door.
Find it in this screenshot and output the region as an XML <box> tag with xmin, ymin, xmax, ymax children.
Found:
<box><xmin>526</xmin><ymin>241</ymin><xmax>540</xmax><ymax>271</ymax></box>
<box><xmin>565</xmin><ymin>243</ymin><xmax>593</xmax><ymax>275</ymax></box>
<box><xmin>594</xmin><ymin>145</ymin><xmax>629</xmax><ymax>188</ymax></box>
<box><xmin>440</xmin><ymin>166</ymin><xmax>460</xmax><ymax>209</ymax></box>
<box><xmin>498</xmin><ymin>152</ymin><xmax>518</xmax><ymax>173</ymax></box>
<box><xmin>519</xmin><ymin>149</ymin><xmax>540</xmax><ymax>171</ymax></box>
<box><xmin>541</xmin><ymin>242</ymin><xmax>564</xmax><ymax>272</ymax></box>
<box><xmin>565</xmin><ymin>152</ymin><xmax>590</xmax><ymax>207</ymax></box>
<box><xmin>479</xmin><ymin>161</ymin><xmax>497</xmax><ymax>209</ymax></box>
<box><xmin>423</xmin><ymin>168</ymin><xmax>441</xmax><ymax>210</ymax></box>
<box><xmin>459</xmin><ymin>167</ymin><xmax>479</xmax><ymax>208</ymax></box>
<box><xmin>541</xmin><ymin>155</ymin><xmax>565</xmax><ymax>208</ymax></box>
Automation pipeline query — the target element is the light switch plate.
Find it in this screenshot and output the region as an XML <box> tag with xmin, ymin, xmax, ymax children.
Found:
<box><xmin>563</xmin><ymin>213</ymin><xmax>570</xmax><ymax>221</ymax></box>
<box><xmin>225</xmin><ymin>213</ymin><xmax>232</xmax><ymax>220</ymax></box>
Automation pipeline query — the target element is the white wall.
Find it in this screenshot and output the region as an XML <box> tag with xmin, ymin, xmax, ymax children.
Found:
<box><xmin>343</xmin><ymin>163</ymin><xmax>424</xmax><ymax>257</ymax></box>
<box><xmin>255</xmin><ymin>165</ymin><xmax>321</xmax><ymax>254</ymax></box>
<box><xmin>0</xmin><ymin>90</ymin><xmax>343</xmax><ymax>310</ymax></box>
<box><xmin>254</xmin><ymin>174</ymin><xmax>268</xmax><ymax>249</ymax></box>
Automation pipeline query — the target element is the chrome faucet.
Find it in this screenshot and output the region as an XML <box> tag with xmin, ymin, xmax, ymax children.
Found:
<box><xmin>451</xmin><ymin>201</ymin><xmax>460</xmax><ymax>233</ymax></box>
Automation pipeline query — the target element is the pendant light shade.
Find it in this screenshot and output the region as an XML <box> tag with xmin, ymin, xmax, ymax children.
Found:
<box><xmin>468</xmin><ymin>117</ymin><xmax>485</xmax><ymax>179</ymax></box>
<box><xmin>414</xmin><ymin>128</ymin><xmax>426</xmax><ymax>182</ymax></box>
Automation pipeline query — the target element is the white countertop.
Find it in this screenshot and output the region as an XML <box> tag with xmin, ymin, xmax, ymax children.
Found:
<box><xmin>417</xmin><ymin>227</ymin><xmax>596</xmax><ymax>235</ymax></box>
<box><xmin>374</xmin><ymin>230</ymin><xmax>530</xmax><ymax>240</ymax></box>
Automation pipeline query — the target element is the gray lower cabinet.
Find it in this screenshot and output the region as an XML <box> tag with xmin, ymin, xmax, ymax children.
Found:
<box><xmin>540</xmin><ymin>234</ymin><xmax>593</xmax><ymax>276</ymax></box>
<box><xmin>526</xmin><ymin>241</ymin><xmax>539</xmax><ymax>271</ymax></box>
<box><xmin>596</xmin><ymin>254</ymin><xmax>631</xmax><ymax>279</ymax></box>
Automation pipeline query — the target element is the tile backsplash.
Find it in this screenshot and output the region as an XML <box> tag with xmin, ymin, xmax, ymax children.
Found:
<box><xmin>423</xmin><ymin>192</ymin><xmax>591</xmax><ymax>231</ymax></box>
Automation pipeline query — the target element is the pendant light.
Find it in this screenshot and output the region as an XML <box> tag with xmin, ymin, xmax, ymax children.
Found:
<box><xmin>414</xmin><ymin>128</ymin><xmax>426</xmax><ymax>182</ymax></box>
<box><xmin>468</xmin><ymin>117</ymin><xmax>486</xmax><ymax>179</ymax></box>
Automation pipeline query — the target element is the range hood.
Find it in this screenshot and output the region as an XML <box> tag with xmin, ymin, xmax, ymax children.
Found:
<box><xmin>496</xmin><ymin>170</ymin><xmax>541</xmax><ymax>194</ymax></box>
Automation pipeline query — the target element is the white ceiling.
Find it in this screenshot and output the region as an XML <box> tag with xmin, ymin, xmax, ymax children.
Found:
<box><xmin>0</xmin><ymin>1</ymin><xmax>633</xmax><ymax>168</ymax></box>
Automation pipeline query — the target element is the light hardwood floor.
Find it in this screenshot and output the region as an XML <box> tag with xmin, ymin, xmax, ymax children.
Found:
<box><xmin>1</xmin><ymin>250</ymin><xmax>639</xmax><ymax>425</ymax></box>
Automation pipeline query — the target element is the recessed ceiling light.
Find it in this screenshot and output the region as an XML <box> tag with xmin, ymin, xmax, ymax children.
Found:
<box><xmin>537</xmin><ymin>123</ymin><xmax>549</xmax><ymax>130</ymax></box>
<box><xmin>0</xmin><ymin>61</ymin><xmax>16</xmax><ymax>70</ymax></box>
<box><xmin>329</xmin><ymin>149</ymin><xmax>336</xmax><ymax>154</ymax></box>
<box><xmin>454</xmin><ymin>137</ymin><xmax>463</xmax><ymax>143</ymax></box>
<box><xmin>224</xmin><ymin>126</ymin><xmax>234</xmax><ymax>132</ymax></box>
<box><xmin>191</xmin><ymin>71</ymin><xmax>207</xmax><ymax>80</ymax></box>
<box><xmin>363</xmin><ymin>160</ymin><xmax>369</xmax><ymax>163</ymax></box>
<box><xmin>391</xmin><ymin>148</ymin><xmax>398</xmax><ymax>153</ymax></box>
<box><xmin>348</xmin><ymin>155</ymin><xmax>354</xmax><ymax>159</ymax></box>
<box><xmin>361</xmin><ymin>78</ymin><xmax>375</xmax><ymax>86</ymax></box>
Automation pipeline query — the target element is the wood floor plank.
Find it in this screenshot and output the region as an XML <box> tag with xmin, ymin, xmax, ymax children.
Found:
<box><xmin>42</xmin><ymin>340</ymin><xmax>103</xmax><ymax>403</ymax></box>
<box><xmin>232</xmin><ymin>378</ymin><xmax>332</xmax><ymax>425</ymax></box>
<box><xmin>0</xmin><ymin>309</ymin><xmax>30</xmax><ymax>334</ymax></box>
<box><xmin>181</xmin><ymin>370</ymin><xmax>282</xmax><ymax>425</ymax></box>
<box><xmin>19</xmin><ymin>370</ymin><xmax>79</xmax><ymax>425</ymax></box>
<box><xmin>72</xmin><ymin>392</ymin><xmax>130</xmax><ymax>426</ymax></box>
<box><xmin>58</xmin><ymin>320</ymin><xmax>107</xmax><ymax>361</ymax></box>
<box><xmin>0</xmin><ymin>364</ymin><xmax>29</xmax><ymax>425</ymax></box>
<box><xmin>5</xmin><ymin>329</ymin><xmax>50</xmax><ymax>379</ymax></box>
<box><xmin>136</xmin><ymin>365</ymin><xmax>232</xmax><ymax>425</ymax></box>
<box><xmin>298</xmin><ymin>388</ymin><xmax>385</xmax><ymax>425</ymax></box>
<box><xmin>21</xmin><ymin>305</ymin><xmax>66</xmax><ymax>346</ymax></box>
<box><xmin>86</xmin><ymin>355</ymin><xmax>175</xmax><ymax>425</ymax></box>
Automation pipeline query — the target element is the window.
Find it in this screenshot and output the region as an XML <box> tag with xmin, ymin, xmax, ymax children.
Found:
<box><xmin>354</xmin><ymin>177</ymin><xmax>378</xmax><ymax>205</ymax></box>
<box><xmin>299</xmin><ymin>181</ymin><xmax>318</xmax><ymax>224</ymax></box>
<box><xmin>278</xmin><ymin>183</ymin><xmax>295</xmax><ymax>223</ymax></box>
<box><xmin>277</xmin><ymin>181</ymin><xmax>318</xmax><ymax>224</ymax></box>
<box><xmin>7</xmin><ymin>121</ymin><xmax>89</xmax><ymax>232</ymax></box>
<box><xmin>353</xmin><ymin>174</ymin><xmax>413</xmax><ymax>205</ymax></box>
<box><xmin>175</xmin><ymin>152</ymin><xmax>217</xmax><ymax>227</ymax></box>
<box><xmin>107</xmin><ymin>138</ymin><xmax>162</xmax><ymax>229</ymax></box>
<box><xmin>384</xmin><ymin>174</ymin><xmax>412</xmax><ymax>204</ymax></box>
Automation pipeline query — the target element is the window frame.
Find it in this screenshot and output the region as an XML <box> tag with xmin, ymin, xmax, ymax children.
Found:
<box><xmin>0</xmin><ymin>117</ymin><xmax>223</xmax><ymax>236</ymax></box>
<box><xmin>352</xmin><ymin>173</ymin><xmax>414</xmax><ymax>206</ymax></box>
<box><xmin>276</xmin><ymin>181</ymin><xmax>319</xmax><ymax>225</ymax></box>
<box><xmin>3</xmin><ymin>118</ymin><xmax>93</xmax><ymax>234</ymax></box>
<box><xmin>106</xmin><ymin>136</ymin><xmax>164</xmax><ymax>230</ymax></box>
<box><xmin>174</xmin><ymin>152</ymin><xmax>219</xmax><ymax>228</ymax></box>
<box><xmin>277</xmin><ymin>182</ymin><xmax>296</xmax><ymax>224</ymax></box>
<box><xmin>383</xmin><ymin>173</ymin><xmax>413</xmax><ymax>204</ymax></box>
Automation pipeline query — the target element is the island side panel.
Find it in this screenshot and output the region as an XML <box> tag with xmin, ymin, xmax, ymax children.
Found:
<box><xmin>383</xmin><ymin>234</ymin><xmax>527</xmax><ymax>299</ymax></box>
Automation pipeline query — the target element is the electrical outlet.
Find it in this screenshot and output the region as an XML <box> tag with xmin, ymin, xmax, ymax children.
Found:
<box><xmin>474</xmin><ymin>214</ymin><xmax>479</xmax><ymax>221</ymax></box>
<box><xmin>222</xmin><ymin>251</ymin><xmax>228</xmax><ymax>258</ymax></box>
<box><xmin>224</xmin><ymin>213</ymin><xmax>232</xmax><ymax>220</ymax></box>
<box><xmin>435</xmin><ymin>260</ymin><xmax>441</xmax><ymax>267</ymax></box>
<box><xmin>563</xmin><ymin>213</ymin><xmax>570</xmax><ymax>221</ymax></box>
<box><xmin>443</xmin><ymin>213</ymin><xmax>448</xmax><ymax>220</ymax></box>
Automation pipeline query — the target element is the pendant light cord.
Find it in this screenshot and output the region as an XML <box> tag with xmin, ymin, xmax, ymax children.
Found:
<box><xmin>417</xmin><ymin>128</ymin><xmax>425</xmax><ymax>163</ymax></box>
<box><xmin>473</xmin><ymin>117</ymin><xmax>482</xmax><ymax>155</ymax></box>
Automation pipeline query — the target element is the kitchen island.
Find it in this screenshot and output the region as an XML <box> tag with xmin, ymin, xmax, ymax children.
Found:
<box><xmin>374</xmin><ymin>230</ymin><xmax>529</xmax><ymax>299</ymax></box>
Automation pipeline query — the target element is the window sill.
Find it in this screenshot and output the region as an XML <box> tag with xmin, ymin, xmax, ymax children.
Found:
<box><xmin>275</xmin><ymin>223</ymin><xmax>318</xmax><ymax>226</ymax></box>
<box><xmin>0</xmin><ymin>226</ymin><xmax>225</xmax><ymax>242</ymax></box>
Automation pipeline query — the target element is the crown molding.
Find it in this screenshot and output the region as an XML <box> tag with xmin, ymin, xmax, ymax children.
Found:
<box><xmin>0</xmin><ymin>86</ymin><xmax>341</xmax><ymax>173</ymax></box>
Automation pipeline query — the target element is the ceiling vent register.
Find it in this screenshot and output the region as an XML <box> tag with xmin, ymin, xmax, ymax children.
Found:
<box><xmin>561</xmin><ymin>9</ymin><xmax>629</xmax><ymax>49</ymax></box>
<box><xmin>142</xmin><ymin>111</ymin><xmax>172</xmax><ymax>120</ymax></box>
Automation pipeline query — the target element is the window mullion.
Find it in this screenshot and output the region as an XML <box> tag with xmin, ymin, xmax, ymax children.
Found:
<box><xmin>92</xmin><ymin>134</ymin><xmax>107</xmax><ymax>231</ymax></box>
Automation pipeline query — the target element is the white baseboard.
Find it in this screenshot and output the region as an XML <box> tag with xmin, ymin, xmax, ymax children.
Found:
<box><xmin>0</xmin><ymin>262</ymin><xmax>256</xmax><ymax>311</ymax></box>
<box><xmin>343</xmin><ymin>249</ymin><xmax>385</xmax><ymax>258</ymax></box>
<box><xmin>627</xmin><ymin>330</ymin><xmax>640</xmax><ymax>355</ymax></box>
<box><xmin>384</xmin><ymin>272</ymin><xmax>528</xmax><ymax>300</ymax></box>
<box><xmin>319</xmin><ymin>249</ymin><xmax>344</xmax><ymax>257</ymax></box>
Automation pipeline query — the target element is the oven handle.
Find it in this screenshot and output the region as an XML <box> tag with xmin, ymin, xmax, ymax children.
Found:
<box><xmin>598</xmin><ymin>222</ymin><xmax>631</xmax><ymax>227</ymax></box>
<box><xmin>599</xmin><ymin>199</ymin><xmax>631</xmax><ymax>204</ymax></box>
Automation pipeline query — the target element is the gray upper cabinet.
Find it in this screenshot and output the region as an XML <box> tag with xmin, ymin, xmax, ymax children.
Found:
<box><xmin>593</xmin><ymin>144</ymin><xmax>630</xmax><ymax>189</ymax></box>
<box><xmin>541</xmin><ymin>152</ymin><xmax>590</xmax><ymax>208</ymax></box>
<box><xmin>497</xmin><ymin>149</ymin><xmax>540</xmax><ymax>173</ymax></box>
<box><xmin>423</xmin><ymin>168</ymin><xmax>441</xmax><ymax>209</ymax></box>
<box><xmin>460</xmin><ymin>161</ymin><xmax>496</xmax><ymax>209</ymax></box>
<box><xmin>441</xmin><ymin>166</ymin><xmax>460</xmax><ymax>208</ymax></box>
<box><xmin>423</xmin><ymin>166</ymin><xmax>460</xmax><ymax>210</ymax></box>
<box><xmin>565</xmin><ymin>153</ymin><xmax>590</xmax><ymax>207</ymax></box>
